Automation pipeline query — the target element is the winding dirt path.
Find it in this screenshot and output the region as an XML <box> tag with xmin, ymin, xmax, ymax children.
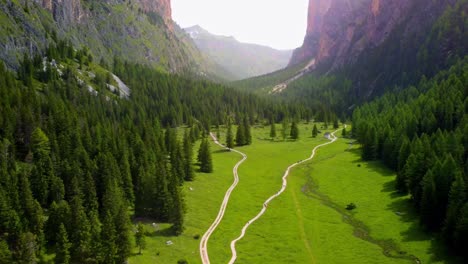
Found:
<box><xmin>228</xmin><ymin>130</ymin><xmax>340</xmax><ymax>264</ymax></box>
<box><xmin>200</xmin><ymin>133</ymin><xmax>247</xmax><ymax>264</ymax></box>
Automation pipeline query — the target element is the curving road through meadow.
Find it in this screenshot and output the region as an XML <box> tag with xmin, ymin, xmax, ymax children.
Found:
<box><xmin>200</xmin><ymin>133</ymin><xmax>247</xmax><ymax>264</ymax></box>
<box><xmin>228</xmin><ymin>130</ymin><xmax>340</xmax><ymax>264</ymax></box>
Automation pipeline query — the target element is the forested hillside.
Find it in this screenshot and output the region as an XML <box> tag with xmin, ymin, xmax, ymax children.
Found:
<box><xmin>352</xmin><ymin>58</ymin><xmax>468</xmax><ymax>258</ymax></box>
<box><xmin>0</xmin><ymin>39</ymin><xmax>299</xmax><ymax>263</ymax></box>
<box><xmin>0</xmin><ymin>0</ymin><xmax>233</xmax><ymax>79</ymax></box>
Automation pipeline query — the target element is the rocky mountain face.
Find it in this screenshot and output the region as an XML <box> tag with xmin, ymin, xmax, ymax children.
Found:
<box><xmin>0</xmin><ymin>0</ymin><xmax>210</xmax><ymax>74</ymax></box>
<box><xmin>289</xmin><ymin>0</ymin><xmax>456</xmax><ymax>71</ymax></box>
<box><xmin>289</xmin><ymin>0</ymin><xmax>331</xmax><ymax>67</ymax></box>
<box><xmin>186</xmin><ymin>25</ymin><xmax>292</xmax><ymax>80</ymax></box>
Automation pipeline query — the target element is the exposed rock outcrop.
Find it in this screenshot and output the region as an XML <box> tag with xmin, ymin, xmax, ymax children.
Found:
<box><xmin>289</xmin><ymin>0</ymin><xmax>456</xmax><ymax>71</ymax></box>
<box><xmin>289</xmin><ymin>0</ymin><xmax>331</xmax><ymax>66</ymax></box>
<box><xmin>0</xmin><ymin>0</ymin><xmax>207</xmax><ymax>73</ymax></box>
<box><xmin>35</xmin><ymin>0</ymin><xmax>86</xmax><ymax>25</ymax></box>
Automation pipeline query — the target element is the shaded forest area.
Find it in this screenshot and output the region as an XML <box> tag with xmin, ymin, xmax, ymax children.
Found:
<box><xmin>353</xmin><ymin>58</ymin><xmax>468</xmax><ymax>259</ymax></box>
<box><xmin>0</xmin><ymin>40</ymin><xmax>301</xmax><ymax>263</ymax></box>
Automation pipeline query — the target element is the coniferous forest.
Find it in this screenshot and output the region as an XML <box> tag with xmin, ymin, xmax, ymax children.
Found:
<box><xmin>353</xmin><ymin>58</ymin><xmax>468</xmax><ymax>257</ymax></box>
<box><xmin>0</xmin><ymin>0</ymin><xmax>467</xmax><ymax>263</ymax></box>
<box><xmin>0</xmin><ymin>40</ymin><xmax>300</xmax><ymax>263</ymax></box>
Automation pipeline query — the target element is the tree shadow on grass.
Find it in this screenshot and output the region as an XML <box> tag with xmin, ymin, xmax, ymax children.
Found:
<box><xmin>146</xmin><ymin>226</ymin><xmax>175</xmax><ymax>238</ymax></box>
<box><xmin>212</xmin><ymin>149</ymin><xmax>229</xmax><ymax>154</ymax></box>
<box><xmin>381</xmin><ymin>180</ymin><xmax>407</xmax><ymax>199</ymax></box>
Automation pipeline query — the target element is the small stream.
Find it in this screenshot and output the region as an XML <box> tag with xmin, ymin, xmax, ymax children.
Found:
<box><xmin>301</xmin><ymin>175</ymin><xmax>420</xmax><ymax>263</ymax></box>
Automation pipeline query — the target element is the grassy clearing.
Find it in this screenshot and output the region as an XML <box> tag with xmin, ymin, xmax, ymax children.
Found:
<box><xmin>230</xmin><ymin>128</ymin><xmax>454</xmax><ymax>263</ymax></box>
<box><xmin>128</xmin><ymin>140</ymin><xmax>240</xmax><ymax>264</ymax></box>
<box><xmin>129</xmin><ymin>125</ymin><xmax>453</xmax><ymax>264</ymax></box>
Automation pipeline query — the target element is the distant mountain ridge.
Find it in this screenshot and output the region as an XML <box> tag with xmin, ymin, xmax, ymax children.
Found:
<box><xmin>185</xmin><ymin>25</ymin><xmax>293</xmax><ymax>80</ymax></box>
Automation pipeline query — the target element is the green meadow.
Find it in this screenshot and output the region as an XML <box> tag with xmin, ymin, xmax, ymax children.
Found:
<box><xmin>129</xmin><ymin>124</ymin><xmax>452</xmax><ymax>264</ymax></box>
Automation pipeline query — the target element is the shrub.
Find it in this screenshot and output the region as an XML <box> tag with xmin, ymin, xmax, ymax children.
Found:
<box><xmin>346</xmin><ymin>203</ymin><xmax>357</xmax><ymax>210</ymax></box>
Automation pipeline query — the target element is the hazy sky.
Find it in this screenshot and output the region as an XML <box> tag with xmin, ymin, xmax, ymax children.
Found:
<box><xmin>172</xmin><ymin>0</ymin><xmax>309</xmax><ymax>50</ymax></box>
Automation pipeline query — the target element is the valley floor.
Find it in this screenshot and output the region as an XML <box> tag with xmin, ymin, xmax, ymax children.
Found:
<box><xmin>129</xmin><ymin>124</ymin><xmax>456</xmax><ymax>264</ymax></box>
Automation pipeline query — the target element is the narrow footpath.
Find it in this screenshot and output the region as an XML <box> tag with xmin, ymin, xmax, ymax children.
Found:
<box><xmin>228</xmin><ymin>130</ymin><xmax>340</xmax><ymax>264</ymax></box>
<box><xmin>200</xmin><ymin>133</ymin><xmax>247</xmax><ymax>264</ymax></box>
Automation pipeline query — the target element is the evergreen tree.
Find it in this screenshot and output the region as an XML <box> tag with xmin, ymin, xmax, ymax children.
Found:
<box><xmin>17</xmin><ymin>232</ymin><xmax>37</xmax><ymax>264</ymax></box>
<box><xmin>333</xmin><ymin>119</ymin><xmax>339</xmax><ymax>129</ymax></box>
<box><xmin>270</xmin><ymin>123</ymin><xmax>276</xmax><ymax>139</ymax></box>
<box><xmin>281</xmin><ymin>119</ymin><xmax>288</xmax><ymax>141</ymax></box>
<box><xmin>443</xmin><ymin>174</ymin><xmax>466</xmax><ymax>244</ymax></box>
<box><xmin>290</xmin><ymin>122</ymin><xmax>299</xmax><ymax>140</ymax></box>
<box><xmin>243</xmin><ymin>118</ymin><xmax>252</xmax><ymax>145</ymax></box>
<box><xmin>69</xmin><ymin>196</ymin><xmax>91</xmax><ymax>261</ymax></box>
<box><xmin>135</xmin><ymin>223</ymin><xmax>146</xmax><ymax>255</ymax></box>
<box><xmin>226</xmin><ymin>121</ymin><xmax>234</xmax><ymax>149</ymax></box>
<box><xmin>312</xmin><ymin>124</ymin><xmax>318</xmax><ymax>138</ymax></box>
<box><xmin>101</xmin><ymin>211</ymin><xmax>116</xmax><ymax>264</ymax></box>
<box><xmin>45</xmin><ymin>201</ymin><xmax>70</xmax><ymax>246</ymax></box>
<box><xmin>119</xmin><ymin>151</ymin><xmax>135</xmax><ymax>205</ymax></box>
<box><xmin>0</xmin><ymin>239</ymin><xmax>11</xmax><ymax>264</ymax></box>
<box><xmin>199</xmin><ymin>139</ymin><xmax>213</xmax><ymax>173</ymax></box>
<box><xmin>169</xmin><ymin>182</ymin><xmax>185</xmax><ymax>236</ymax></box>
<box><xmin>115</xmin><ymin>206</ymin><xmax>132</xmax><ymax>263</ymax></box>
<box><xmin>342</xmin><ymin>127</ymin><xmax>347</xmax><ymax>137</ymax></box>
<box><xmin>396</xmin><ymin>137</ymin><xmax>411</xmax><ymax>192</ymax></box>
<box><xmin>30</xmin><ymin>128</ymin><xmax>54</xmax><ymax>206</ymax></box>
<box><xmin>183</xmin><ymin>131</ymin><xmax>195</xmax><ymax>181</ymax></box>
<box><xmin>236</xmin><ymin>123</ymin><xmax>246</xmax><ymax>146</ymax></box>
<box><xmin>55</xmin><ymin>224</ymin><xmax>71</xmax><ymax>264</ymax></box>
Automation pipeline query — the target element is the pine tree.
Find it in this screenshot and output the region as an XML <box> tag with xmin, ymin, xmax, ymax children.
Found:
<box><xmin>270</xmin><ymin>123</ymin><xmax>276</xmax><ymax>139</ymax></box>
<box><xmin>396</xmin><ymin>137</ymin><xmax>411</xmax><ymax>192</ymax></box>
<box><xmin>199</xmin><ymin>139</ymin><xmax>213</xmax><ymax>173</ymax></box>
<box><xmin>183</xmin><ymin>131</ymin><xmax>195</xmax><ymax>181</ymax></box>
<box><xmin>312</xmin><ymin>124</ymin><xmax>318</xmax><ymax>138</ymax></box>
<box><xmin>115</xmin><ymin>206</ymin><xmax>132</xmax><ymax>263</ymax></box>
<box><xmin>0</xmin><ymin>239</ymin><xmax>12</xmax><ymax>264</ymax></box>
<box><xmin>236</xmin><ymin>123</ymin><xmax>246</xmax><ymax>146</ymax></box>
<box><xmin>135</xmin><ymin>223</ymin><xmax>146</xmax><ymax>255</ymax></box>
<box><xmin>333</xmin><ymin>119</ymin><xmax>339</xmax><ymax>129</ymax></box>
<box><xmin>119</xmin><ymin>151</ymin><xmax>135</xmax><ymax>205</ymax></box>
<box><xmin>45</xmin><ymin>201</ymin><xmax>70</xmax><ymax>246</ymax></box>
<box><xmin>69</xmin><ymin>196</ymin><xmax>91</xmax><ymax>261</ymax></box>
<box><xmin>342</xmin><ymin>127</ymin><xmax>347</xmax><ymax>137</ymax></box>
<box><xmin>443</xmin><ymin>174</ymin><xmax>466</xmax><ymax>244</ymax></box>
<box><xmin>226</xmin><ymin>121</ymin><xmax>234</xmax><ymax>149</ymax></box>
<box><xmin>243</xmin><ymin>118</ymin><xmax>252</xmax><ymax>145</ymax></box>
<box><xmin>30</xmin><ymin>128</ymin><xmax>54</xmax><ymax>206</ymax></box>
<box><xmin>170</xmin><ymin>182</ymin><xmax>185</xmax><ymax>236</ymax></box>
<box><xmin>290</xmin><ymin>122</ymin><xmax>299</xmax><ymax>140</ymax></box>
<box><xmin>17</xmin><ymin>232</ymin><xmax>37</xmax><ymax>264</ymax></box>
<box><xmin>101</xmin><ymin>211</ymin><xmax>116</xmax><ymax>264</ymax></box>
<box><xmin>88</xmin><ymin>210</ymin><xmax>102</xmax><ymax>262</ymax></box>
<box><xmin>55</xmin><ymin>224</ymin><xmax>71</xmax><ymax>264</ymax></box>
<box><xmin>281</xmin><ymin>119</ymin><xmax>288</xmax><ymax>141</ymax></box>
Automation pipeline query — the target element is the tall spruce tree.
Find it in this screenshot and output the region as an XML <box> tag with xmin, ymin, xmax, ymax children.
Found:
<box><xmin>243</xmin><ymin>118</ymin><xmax>252</xmax><ymax>145</ymax></box>
<box><xmin>281</xmin><ymin>119</ymin><xmax>288</xmax><ymax>141</ymax></box>
<box><xmin>270</xmin><ymin>123</ymin><xmax>276</xmax><ymax>139</ymax></box>
<box><xmin>183</xmin><ymin>130</ymin><xmax>195</xmax><ymax>181</ymax></box>
<box><xmin>199</xmin><ymin>139</ymin><xmax>213</xmax><ymax>173</ymax></box>
<box><xmin>312</xmin><ymin>124</ymin><xmax>318</xmax><ymax>138</ymax></box>
<box><xmin>226</xmin><ymin>121</ymin><xmax>234</xmax><ymax>149</ymax></box>
<box><xmin>135</xmin><ymin>223</ymin><xmax>146</xmax><ymax>255</ymax></box>
<box><xmin>290</xmin><ymin>122</ymin><xmax>299</xmax><ymax>140</ymax></box>
<box><xmin>236</xmin><ymin>123</ymin><xmax>246</xmax><ymax>146</ymax></box>
<box><xmin>55</xmin><ymin>224</ymin><xmax>71</xmax><ymax>264</ymax></box>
